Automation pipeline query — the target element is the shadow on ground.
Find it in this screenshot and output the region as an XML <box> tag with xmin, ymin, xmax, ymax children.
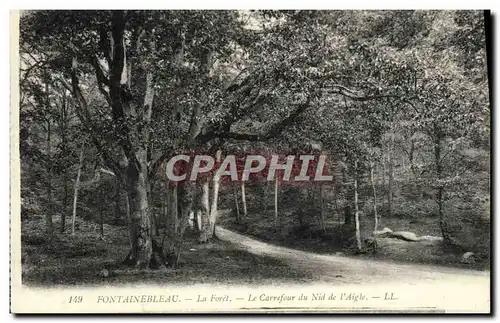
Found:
<box><xmin>21</xmin><ymin>215</ymin><xmax>313</xmax><ymax>286</ymax></box>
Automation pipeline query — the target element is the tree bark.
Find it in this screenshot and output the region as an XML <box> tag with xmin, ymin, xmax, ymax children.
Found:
<box><xmin>344</xmin><ymin>204</ymin><xmax>352</xmax><ymax>225</ymax></box>
<box><xmin>437</xmin><ymin>186</ymin><xmax>448</xmax><ymax>241</ymax></box>
<box><xmin>370</xmin><ymin>161</ymin><xmax>379</xmax><ymax>234</ymax></box>
<box><xmin>209</xmin><ymin>179</ymin><xmax>220</xmax><ymax>232</ymax></box>
<box><xmin>109</xmin><ymin>11</ymin><xmax>157</xmax><ymax>267</ymax></box>
<box><xmin>343</xmin><ymin>167</ymin><xmax>353</xmax><ymax>225</ymax></box>
<box><xmin>148</xmin><ymin>181</ymin><xmax>159</xmax><ymax>237</ymax></box>
<box><xmin>62</xmin><ymin>12</ymin><xmax>159</xmax><ymax>267</ymax></box>
<box><xmin>162</xmin><ymin>183</ymin><xmax>168</xmax><ymax>232</ymax></box>
<box><xmin>59</xmin><ymin>95</ymin><xmax>68</xmax><ymax>234</ymax></box>
<box><xmin>172</xmin><ymin>184</ymin><xmax>179</xmax><ymax>233</ymax></box>
<box><xmin>172</xmin><ymin>183</ymin><xmax>193</xmax><ymax>266</ymax></box>
<box><xmin>45</xmin><ymin>120</ymin><xmax>53</xmax><ymax>234</ymax></box>
<box><xmin>71</xmin><ymin>143</ymin><xmax>85</xmax><ymax>235</ymax></box>
<box><xmin>233</xmin><ymin>185</ymin><xmax>241</xmax><ymax>223</ymax></box>
<box><xmin>354</xmin><ymin>160</ymin><xmax>362</xmax><ymax>251</ymax></box>
<box><xmin>209</xmin><ymin>150</ymin><xmax>221</xmax><ymax>234</ymax></box>
<box><xmin>409</xmin><ymin>140</ymin><xmax>417</xmax><ymax>178</ymax></box>
<box><xmin>197</xmin><ymin>181</ymin><xmax>211</xmax><ymax>243</ymax></box>
<box><xmin>241</xmin><ymin>181</ymin><xmax>247</xmax><ymax>218</ymax></box>
<box><xmin>274</xmin><ymin>179</ymin><xmax>279</xmax><ymax>224</ymax></box>
<box><xmin>195</xmin><ymin>210</ymin><xmax>202</xmax><ymax>232</ymax></box>
<box><xmin>433</xmin><ymin>123</ymin><xmax>451</xmax><ymax>245</ymax></box>
<box><xmin>319</xmin><ymin>185</ymin><xmax>326</xmax><ymax>231</ymax></box>
<box><xmin>123</xmin><ymin>157</ymin><xmax>153</xmax><ymax>268</ymax></box>
<box><xmin>381</xmin><ymin>147</ymin><xmax>386</xmax><ymax>187</ymax></box>
<box><xmin>99</xmin><ymin>184</ymin><xmax>104</xmax><ymax>239</ymax></box>
<box><xmin>61</xmin><ymin>173</ymin><xmax>68</xmax><ymax>233</ymax></box>
<box><xmin>114</xmin><ymin>178</ymin><xmax>121</xmax><ymax>223</ymax></box>
<box><xmin>388</xmin><ymin>133</ymin><xmax>394</xmax><ymax>218</ymax></box>
<box><xmin>162</xmin><ymin>183</ymin><xmax>179</xmax><ymax>255</ymax></box>
<box><xmin>264</xmin><ymin>181</ymin><xmax>270</xmax><ymax>212</ymax></box>
<box><xmin>42</xmin><ymin>67</ymin><xmax>54</xmax><ymax>235</ymax></box>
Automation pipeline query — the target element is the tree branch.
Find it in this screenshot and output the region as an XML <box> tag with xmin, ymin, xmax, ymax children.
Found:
<box><xmin>219</xmin><ymin>95</ymin><xmax>314</xmax><ymax>142</ymax></box>
<box><xmin>59</xmin><ymin>59</ymin><xmax>121</xmax><ymax>176</ymax></box>
<box><xmin>89</xmin><ymin>55</ymin><xmax>111</xmax><ymax>105</ymax></box>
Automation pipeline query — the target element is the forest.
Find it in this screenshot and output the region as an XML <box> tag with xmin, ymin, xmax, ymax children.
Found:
<box><xmin>19</xmin><ymin>10</ymin><xmax>490</xmax><ymax>286</ymax></box>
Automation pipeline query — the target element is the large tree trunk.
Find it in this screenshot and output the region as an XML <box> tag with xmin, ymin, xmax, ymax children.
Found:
<box><xmin>148</xmin><ymin>181</ymin><xmax>159</xmax><ymax>237</ymax></box>
<box><xmin>209</xmin><ymin>150</ymin><xmax>221</xmax><ymax>235</ymax></box>
<box><xmin>162</xmin><ymin>183</ymin><xmax>179</xmax><ymax>256</ymax></box>
<box><xmin>120</xmin><ymin>135</ymin><xmax>156</xmax><ymax>268</ymax></box>
<box><xmin>172</xmin><ymin>183</ymin><xmax>193</xmax><ymax>266</ymax></box>
<box><xmin>71</xmin><ymin>143</ymin><xmax>85</xmax><ymax>235</ymax></box>
<box><xmin>433</xmin><ymin>123</ymin><xmax>451</xmax><ymax>245</ymax></box>
<box><xmin>62</xmin><ymin>11</ymin><xmax>158</xmax><ymax>268</ymax></box>
<box><xmin>114</xmin><ymin>178</ymin><xmax>121</xmax><ymax>223</ymax></box>
<box><xmin>437</xmin><ymin>186</ymin><xmax>448</xmax><ymax>242</ymax></box>
<box><xmin>123</xmin><ymin>157</ymin><xmax>153</xmax><ymax>268</ymax></box>
<box><xmin>354</xmin><ymin>160</ymin><xmax>362</xmax><ymax>251</ymax></box>
<box><xmin>209</xmin><ymin>178</ymin><xmax>220</xmax><ymax>232</ymax></box>
<box><xmin>110</xmin><ymin>11</ymin><xmax>158</xmax><ymax>268</ymax></box>
<box><xmin>197</xmin><ymin>181</ymin><xmax>211</xmax><ymax>243</ymax></box>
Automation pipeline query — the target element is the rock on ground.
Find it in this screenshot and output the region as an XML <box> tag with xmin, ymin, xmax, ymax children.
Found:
<box><xmin>418</xmin><ymin>235</ymin><xmax>443</xmax><ymax>242</ymax></box>
<box><xmin>392</xmin><ymin>231</ymin><xmax>419</xmax><ymax>242</ymax></box>
<box><xmin>373</xmin><ymin>227</ymin><xmax>393</xmax><ymax>238</ymax></box>
<box><xmin>461</xmin><ymin>252</ymin><xmax>476</xmax><ymax>264</ymax></box>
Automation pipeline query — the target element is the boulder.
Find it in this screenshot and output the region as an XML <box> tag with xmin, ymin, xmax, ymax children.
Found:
<box><xmin>461</xmin><ymin>252</ymin><xmax>476</xmax><ymax>264</ymax></box>
<box><xmin>392</xmin><ymin>231</ymin><xmax>419</xmax><ymax>242</ymax></box>
<box><xmin>373</xmin><ymin>227</ymin><xmax>393</xmax><ymax>238</ymax></box>
<box><xmin>418</xmin><ymin>235</ymin><xmax>443</xmax><ymax>242</ymax></box>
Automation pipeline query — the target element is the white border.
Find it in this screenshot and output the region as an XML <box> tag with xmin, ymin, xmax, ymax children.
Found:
<box><xmin>1</xmin><ymin>0</ymin><xmax>500</xmax><ymax>10</ymax></box>
<box><xmin>2</xmin><ymin>2</ymin><xmax>498</xmax><ymax>321</ymax></box>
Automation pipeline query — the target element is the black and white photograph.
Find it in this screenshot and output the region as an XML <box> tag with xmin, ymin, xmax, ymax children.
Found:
<box><xmin>10</xmin><ymin>9</ymin><xmax>491</xmax><ymax>313</ymax></box>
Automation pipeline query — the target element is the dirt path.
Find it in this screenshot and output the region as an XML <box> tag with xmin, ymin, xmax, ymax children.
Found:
<box><xmin>215</xmin><ymin>226</ymin><xmax>490</xmax><ymax>285</ymax></box>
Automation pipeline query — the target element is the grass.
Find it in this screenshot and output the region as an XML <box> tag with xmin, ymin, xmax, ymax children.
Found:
<box><xmin>21</xmin><ymin>215</ymin><xmax>312</xmax><ymax>286</ymax></box>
